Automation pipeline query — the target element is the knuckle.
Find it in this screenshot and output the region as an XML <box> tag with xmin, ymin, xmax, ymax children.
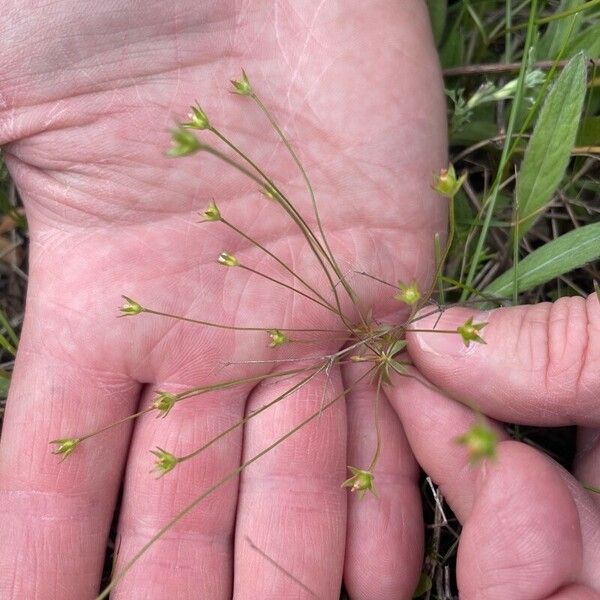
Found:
<box><xmin>541</xmin><ymin>296</ymin><xmax>599</xmax><ymax>421</ymax></box>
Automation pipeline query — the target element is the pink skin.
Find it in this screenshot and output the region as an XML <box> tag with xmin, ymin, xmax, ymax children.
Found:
<box><xmin>1</xmin><ymin>2</ymin><xmax>598</xmax><ymax>599</ymax></box>
<box><xmin>0</xmin><ymin>2</ymin><xmax>445</xmax><ymax>598</ymax></box>
<box><xmin>391</xmin><ymin>300</ymin><xmax>600</xmax><ymax>599</ymax></box>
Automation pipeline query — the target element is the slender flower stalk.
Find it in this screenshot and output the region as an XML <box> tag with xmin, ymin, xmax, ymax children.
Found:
<box><xmin>219</xmin><ymin>216</ymin><xmax>337</xmax><ymax>312</ymax></box>
<box><xmin>368</xmin><ymin>377</ymin><xmax>384</xmax><ymax>472</ymax></box>
<box><xmin>176</xmin><ymin>366</ymin><xmax>326</xmax><ymax>465</ymax></box>
<box><xmin>50</xmin><ymin>407</ymin><xmax>156</xmax><ymax>458</ymax></box>
<box><xmin>236</xmin><ymin>262</ymin><xmax>339</xmax><ymax>315</ymax></box>
<box><xmin>96</xmin><ymin>365</ymin><xmax>376</xmax><ymax>600</ymax></box>
<box><xmin>51</xmin><ymin>367</ymin><xmax>327</xmax><ymax>453</ymax></box>
<box><xmin>248</xmin><ymin>89</ymin><xmax>358</xmax><ymax>305</ymax></box>
<box><xmin>206</xmin><ymin>124</ymin><xmax>351</xmax><ymax>324</ymax></box>
<box><xmin>121</xmin><ymin>300</ymin><xmax>344</xmax><ymax>333</ymax></box>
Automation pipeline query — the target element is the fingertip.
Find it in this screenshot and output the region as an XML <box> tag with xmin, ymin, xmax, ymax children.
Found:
<box><xmin>458</xmin><ymin>441</ymin><xmax>583</xmax><ymax>600</ymax></box>
<box><xmin>408</xmin><ymin>298</ymin><xmax>600</xmax><ymax>426</ymax></box>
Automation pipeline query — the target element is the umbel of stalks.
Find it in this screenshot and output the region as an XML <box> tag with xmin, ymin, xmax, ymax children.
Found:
<box><xmin>49</xmin><ymin>70</ymin><xmax>491</xmax><ymax>599</ymax></box>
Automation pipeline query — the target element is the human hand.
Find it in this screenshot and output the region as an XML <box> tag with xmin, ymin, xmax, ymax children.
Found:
<box><xmin>385</xmin><ymin>297</ymin><xmax>600</xmax><ymax>599</ymax></box>
<box><xmin>0</xmin><ymin>2</ymin><xmax>447</xmax><ymax>598</ymax></box>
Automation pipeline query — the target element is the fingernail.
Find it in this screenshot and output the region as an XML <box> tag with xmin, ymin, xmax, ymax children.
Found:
<box><xmin>409</xmin><ymin>307</ymin><xmax>490</xmax><ymax>358</ymax></box>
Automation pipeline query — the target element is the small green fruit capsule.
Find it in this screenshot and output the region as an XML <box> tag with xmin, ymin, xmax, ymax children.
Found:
<box><xmin>202</xmin><ymin>200</ymin><xmax>221</xmax><ymax>222</ymax></box>
<box><xmin>50</xmin><ymin>437</ymin><xmax>80</xmax><ymax>461</ymax></box>
<box><xmin>120</xmin><ymin>296</ymin><xmax>144</xmax><ymax>316</ymax></box>
<box><xmin>394</xmin><ymin>281</ymin><xmax>421</xmax><ymax>306</ymax></box>
<box><xmin>457</xmin><ymin>316</ymin><xmax>487</xmax><ymax>347</ymax></box>
<box><xmin>167</xmin><ymin>126</ymin><xmax>202</xmax><ymax>157</ymax></box>
<box><xmin>183</xmin><ymin>104</ymin><xmax>210</xmax><ymax>130</ymax></box>
<box><xmin>341</xmin><ymin>466</ymin><xmax>377</xmax><ymax>499</ymax></box>
<box><xmin>433</xmin><ymin>164</ymin><xmax>467</xmax><ymax>199</ymax></box>
<box><xmin>218</xmin><ymin>252</ymin><xmax>239</xmax><ymax>267</ymax></box>
<box><xmin>457</xmin><ymin>422</ymin><xmax>498</xmax><ymax>464</ymax></box>
<box><xmin>150</xmin><ymin>447</ymin><xmax>179</xmax><ymax>477</ymax></box>
<box><xmin>268</xmin><ymin>329</ymin><xmax>288</xmax><ymax>347</ymax></box>
<box><xmin>231</xmin><ymin>69</ymin><xmax>253</xmax><ymax>96</ymax></box>
<box><xmin>152</xmin><ymin>391</ymin><xmax>177</xmax><ymax>418</ymax></box>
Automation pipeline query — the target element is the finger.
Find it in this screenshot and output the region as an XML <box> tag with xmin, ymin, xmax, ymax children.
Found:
<box><xmin>111</xmin><ymin>382</ymin><xmax>249</xmax><ymax>600</ymax></box>
<box><xmin>386</xmin><ymin>371</ymin><xmax>508</xmax><ymax>521</ymax></box>
<box><xmin>545</xmin><ymin>584</ymin><xmax>600</xmax><ymax>600</ymax></box>
<box><xmin>574</xmin><ymin>427</ymin><xmax>600</xmax><ymax>508</ymax></box>
<box><xmin>407</xmin><ymin>295</ymin><xmax>600</xmax><ymax>426</ymax></box>
<box><xmin>388</xmin><ymin>374</ymin><xmax>600</xmax><ymax>593</ymax></box>
<box><xmin>0</xmin><ymin>318</ymin><xmax>140</xmax><ymax>599</ymax></box>
<box><xmin>457</xmin><ymin>441</ymin><xmax>584</xmax><ymax>600</ymax></box>
<box><xmin>343</xmin><ymin>363</ymin><xmax>423</xmax><ymax>600</ymax></box>
<box><xmin>551</xmin><ymin>456</ymin><xmax>600</xmax><ymax>589</ymax></box>
<box><xmin>234</xmin><ymin>369</ymin><xmax>346</xmax><ymax>599</ymax></box>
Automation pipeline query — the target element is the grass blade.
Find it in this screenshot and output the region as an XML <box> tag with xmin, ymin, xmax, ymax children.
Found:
<box><xmin>426</xmin><ymin>0</ymin><xmax>447</xmax><ymax>46</ymax></box>
<box><xmin>538</xmin><ymin>0</ymin><xmax>585</xmax><ymax>59</ymax></box>
<box><xmin>484</xmin><ymin>221</ymin><xmax>600</xmax><ymax>297</ymax></box>
<box><xmin>567</xmin><ymin>20</ymin><xmax>600</xmax><ymax>57</ymax></box>
<box><xmin>515</xmin><ymin>52</ymin><xmax>587</xmax><ymax>239</ymax></box>
<box><xmin>460</xmin><ymin>0</ymin><xmax>540</xmax><ymax>300</ymax></box>
<box><xmin>0</xmin><ymin>309</ymin><xmax>18</xmax><ymax>348</ymax></box>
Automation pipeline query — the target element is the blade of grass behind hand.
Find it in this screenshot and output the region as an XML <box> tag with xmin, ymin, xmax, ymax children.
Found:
<box><xmin>460</xmin><ymin>0</ymin><xmax>539</xmax><ymax>301</ymax></box>
<box><xmin>483</xmin><ymin>221</ymin><xmax>600</xmax><ymax>298</ymax></box>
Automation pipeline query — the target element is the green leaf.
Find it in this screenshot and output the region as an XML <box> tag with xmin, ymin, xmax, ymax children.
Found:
<box><xmin>413</xmin><ymin>573</ymin><xmax>433</xmax><ymax>598</ymax></box>
<box><xmin>449</xmin><ymin>119</ymin><xmax>498</xmax><ymax>145</ymax></box>
<box><xmin>426</xmin><ymin>0</ymin><xmax>447</xmax><ymax>46</ymax></box>
<box><xmin>0</xmin><ymin>371</ymin><xmax>10</xmax><ymax>399</ymax></box>
<box><xmin>577</xmin><ymin>116</ymin><xmax>600</xmax><ymax>146</ymax></box>
<box><xmin>538</xmin><ymin>0</ymin><xmax>585</xmax><ymax>59</ymax></box>
<box><xmin>440</xmin><ymin>22</ymin><xmax>464</xmax><ymax>68</ymax></box>
<box><xmin>566</xmin><ymin>21</ymin><xmax>600</xmax><ymax>57</ymax></box>
<box><xmin>484</xmin><ymin>221</ymin><xmax>600</xmax><ymax>297</ymax></box>
<box><xmin>515</xmin><ymin>53</ymin><xmax>587</xmax><ymax>239</ymax></box>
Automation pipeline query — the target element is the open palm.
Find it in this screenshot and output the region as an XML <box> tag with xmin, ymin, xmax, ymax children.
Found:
<box><xmin>0</xmin><ymin>2</ymin><xmax>447</xmax><ymax>598</ymax></box>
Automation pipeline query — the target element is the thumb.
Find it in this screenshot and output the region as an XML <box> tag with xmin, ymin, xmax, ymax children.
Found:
<box><xmin>406</xmin><ymin>294</ymin><xmax>600</xmax><ymax>426</ymax></box>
